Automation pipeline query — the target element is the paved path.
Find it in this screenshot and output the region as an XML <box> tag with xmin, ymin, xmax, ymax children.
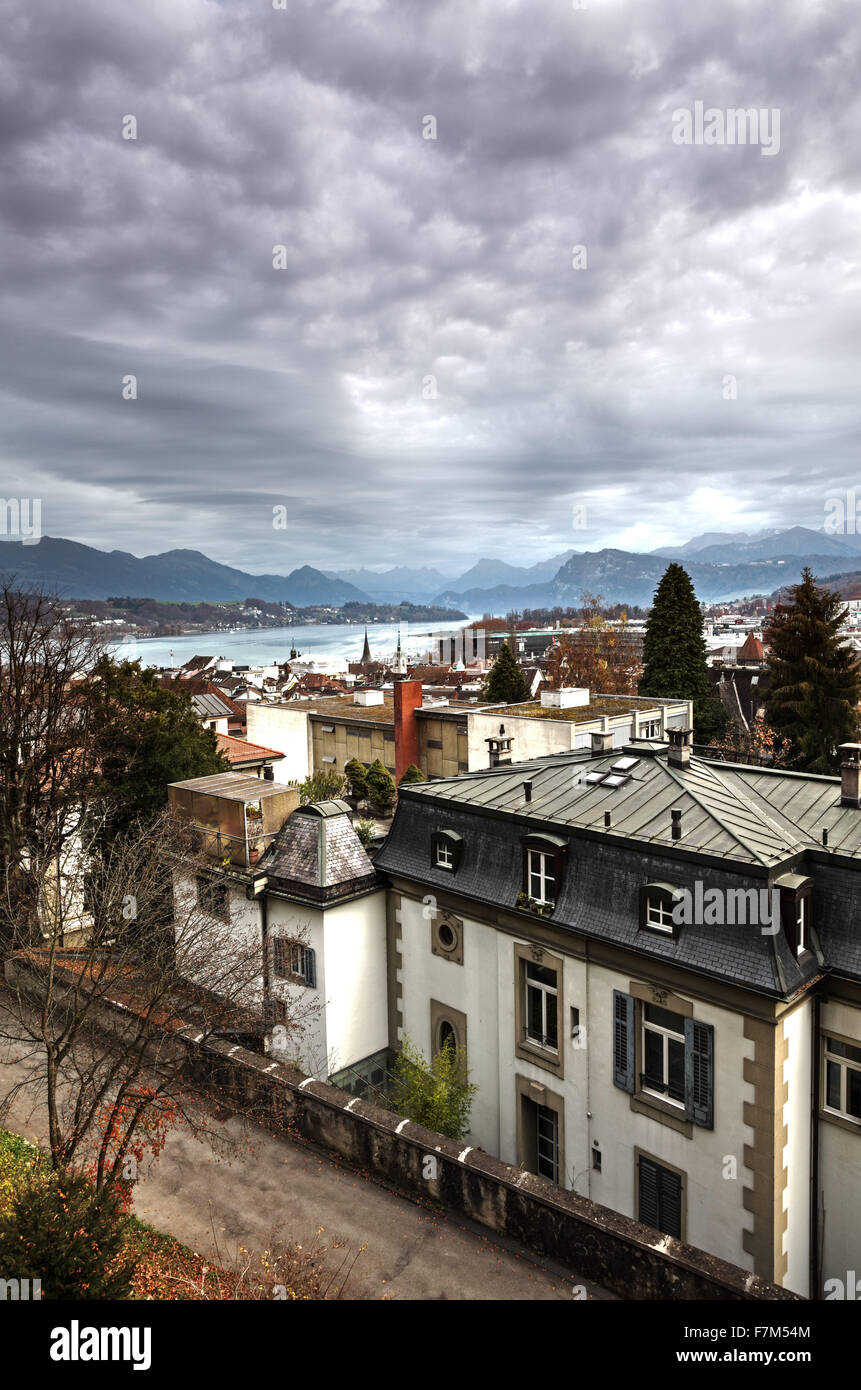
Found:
<box><xmin>1</xmin><ymin>1044</ymin><xmax>612</xmax><ymax>1301</ymax></box>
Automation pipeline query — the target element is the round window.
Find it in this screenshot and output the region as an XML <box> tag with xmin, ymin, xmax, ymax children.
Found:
<box><xmin>438</xmin><ymin>921</ymin><xmax>456</xmax><ymax>950</ymax></box>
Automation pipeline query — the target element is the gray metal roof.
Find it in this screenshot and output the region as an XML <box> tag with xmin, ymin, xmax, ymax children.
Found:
<box><xmin>192</xmin><ymin>692</ymin><xmax>233</xmax><ymax>720</ymax></box>
<box><xmin>374</xmin><ymin>745</ymin><xmax>861</xmax><ymax>996</ymax></box>
<box><xmin>400</xmin><ymin>747</ymin><xmax>821</xmax><ymax>869</ymax></box>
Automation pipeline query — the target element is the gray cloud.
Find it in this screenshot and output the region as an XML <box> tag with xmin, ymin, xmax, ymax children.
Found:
<box><xmin>0</xmin><ymin>0</ymin><xmax>859</xmax><ymax>572</ymax></box>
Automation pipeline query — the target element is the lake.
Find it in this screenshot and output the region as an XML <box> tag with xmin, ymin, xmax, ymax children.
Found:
<box><xmin>111</xmin><ymin>618</ymin><xmax>473</xmax><ymax>670</ymax></box>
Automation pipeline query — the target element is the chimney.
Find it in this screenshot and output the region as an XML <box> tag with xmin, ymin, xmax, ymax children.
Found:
<box><xmin>839</xmin><ymin>743</ymin><xmax>861</xmax><ymax>808</ymax></box>
<box><xmin>393</xmin><ymin>679</ymin><xmax>423</xmax><ymax>786</ymax></box>
<box><xmin>667</xmin><ymin>727</ymin><xmax>692</xmax><ymax>770</ymax></box>
<box><xmin>591</xmin><ymin>730</ymin><xmax>613</xmax><ymax>757</ymax></box>
<box><xmin>671</xmin><ymin>808</ymin><xmax>683</xmax><ymax>840</ymax></box>
<box><xmin>523</xmin><ymin>780</ymin><xmax>533</xmax><ymax>803</ymax></box>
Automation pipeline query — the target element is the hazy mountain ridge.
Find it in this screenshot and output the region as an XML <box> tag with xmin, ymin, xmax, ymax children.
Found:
<box><xmin>2</xmin><ymin>527</ymin><xmax>857</xmax><ymax>612</ymax></box>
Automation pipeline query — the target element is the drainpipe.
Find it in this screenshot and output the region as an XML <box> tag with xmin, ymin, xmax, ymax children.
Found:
<box><xmin>810</xmin><ymin>991</ymin><xmax>821</xmax><ymax>1300</ymax></box>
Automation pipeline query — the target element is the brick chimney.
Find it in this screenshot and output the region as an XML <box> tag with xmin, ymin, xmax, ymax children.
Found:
<box><xmin>394</xmin><ymin>679</ymin><xmax>423</xmax><ymax>785</ymax></box>
<box><xmin>667</xmin><ymin>727</ymin><xmax>692</xmax><ymax>770</ymax></box>
<box><xmin>839</xmin><ymin>743</ymin><xmax>861</xmax><ymax>807</ymax></box>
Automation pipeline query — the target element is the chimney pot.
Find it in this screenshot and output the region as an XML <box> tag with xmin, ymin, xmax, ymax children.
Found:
<box><xmin>667</xmin><ymin>728</ymin><xmax>692</xmax><ymax>770</ymax></box>
<box><xmin>604</xmin><ymin>810</ymin><xmax>612</xmax><ymax>828</ymax></box>
<box><xmin>839</xmin><ymin>743</ymin><xmax>861</xmax><ymax>808</ymax></box>
<box><xmin>671</xmin><ymin>807</ymin><xmax>683</xmax><ymax>840</ymax></box>
<box><xmin>523</xmin><ymin>780</ymin><xmax>533</xmax><ymax>802</ymax></box>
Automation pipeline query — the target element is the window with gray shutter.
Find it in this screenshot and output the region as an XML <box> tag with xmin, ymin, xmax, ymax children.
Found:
<box><xmin>613</xmin><ymin>990</ymin><xmax>635</xmax><ymax>1093</ymax></box>
<box><xmin>684</xmin><ymin>1018</ymin><xmax>714</xmax><ymax>1129</ymax></box>
<box><xmin>638</xmin><ymin>1155</ymin><xmax>682</xmax><ymax>1239</ymax></box>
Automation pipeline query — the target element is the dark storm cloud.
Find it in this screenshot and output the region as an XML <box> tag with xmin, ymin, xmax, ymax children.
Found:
<box><xmin>0</xmin><ymin>0</ymin><xmax>860</xmax><ymax>571</ymax></box>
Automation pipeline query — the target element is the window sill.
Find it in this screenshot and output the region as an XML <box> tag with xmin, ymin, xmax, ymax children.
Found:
<box><xmin>631</xmin><ymin>1091</ymin><xmax>693</xmax><ymax>1138</ymax></box>
<box><xmin>819</xmin><ymin>1106</ymin><xmax>861</xmax><ymax>1137</ymax></box>
<box><xmin>516</xmin><ymin>1037</ymin><xmax>563</xmax><ymax>1077</ymax></box>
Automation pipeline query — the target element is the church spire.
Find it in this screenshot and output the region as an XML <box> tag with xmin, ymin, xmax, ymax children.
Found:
<box><xmin>360</xmin><ymin>627</ymin><xmax>372</xmax><ymax>665</ymax></box>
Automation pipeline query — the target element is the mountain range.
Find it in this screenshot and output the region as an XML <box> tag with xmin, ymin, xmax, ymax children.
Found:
<box><xmin>2</xmin><ymin>526</ymin><xmax>859</xmax><ymax>611</ymax></box>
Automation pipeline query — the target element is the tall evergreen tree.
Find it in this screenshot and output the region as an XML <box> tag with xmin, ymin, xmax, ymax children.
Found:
<box><xmin>638</xmin><ymin>564</ymin><xmax>728</xmax><ymax>744</ymax></box>
<box><xmin>763</xmin><ymin>568</ymin><xmax>861</xmax><ymax>773</ymax></box>
<box><xmin>483</xmin><ymin>642</ymin><xmax>529</xmax><ymax>704</ymax></box>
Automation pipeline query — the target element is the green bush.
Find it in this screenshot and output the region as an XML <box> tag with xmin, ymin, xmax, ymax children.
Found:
<box><xmin>398</xmin><ymin>764</ymin><xmax>425</xmax><ymax>786</ymax></box>
<box><xmin>0</xmin><ymin>1169</ymin><xmax>135</xmax><ymax>1299</ymax></box>
<box><xmin>293</xmin><ymin>769</ymin><xmax>347</xmax><ymax>805</ymax></box>
<box><xmin>344</xmin><ymin>758</ymin><xmax>368</xmax><ymax>800</ymax></box>
<box><xmin>354</xmin><ymin>818</ymin><xmax>375</xmax><ymax>849</ymax></box>
<box><xmin>390</xmin><ymin>1035</ymin><xmax>477</xmax><ymax>1140</ymax></box>
<box><xmin>365</xmin><ymin>759</ymin><xmax>396</xmax><ymax>815</ymax></box>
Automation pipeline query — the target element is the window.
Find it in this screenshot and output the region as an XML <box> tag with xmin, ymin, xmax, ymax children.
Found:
<box><xmin>536</xmin><ymin>1104</ymin><xmax>559</xmax><ymax>1182</ymax></box>
<box><xmin>640</xmin><ymin>719</ymin><xmax>660</xmax><ymax>739</ymax></box>
<box><xmin>639</xmin><ymin>883</ymin><xmax>681</xmax><ymax>938</ymax></box>
<box><xmin>196</xmin><ymin>876</ymin><xmax>229</xmax><ymax>922</ymax></box>
<box><xmin>642</xmin><ymin>1003</ymin><xmax>686</xmax><ymax>1106</ymax></box>
<box><xmin>613</xmin><ymin>989</ymin><xmax>714</xmax><ymax>1129</ymax></box>
<box><xmin>637</xmin><ymin>1155</ymin><xmax>683</xmax><ymax>1240</ymax></box>
<box><xmin>777</xmin><ymin>874</ymin><xmax>813</xmax><ymax>960</ymax></box>
<box><xmin>431</xmin><ymin>829</ymin><xmax>462</xmax><ymax>872</ymax></box>
<box><xmin>431</xmin><ymin>912</ymin><xmax>463</xmax><ymax>964</ymax></box>
<box><xmin>823</xmin><ymin>1036</ymin><xmax>861</xmax><ymax>1124</ymax></box>
<box><xmin>525</xmin><ymin>960</ymin><xmax>558</xmax><ymax>1052</ymax></box>
<box><xmin>272</xmin><ymin>938</ymin><xmax>317</xmax><ymax>987</ymax></box>
<box><xmin>438</xmin><ymin>1020</ymin><xmax>457</xmax><ymax>1054</ymax></box>
<box><xmin>527</xmin><ymin>850</ymin><xmax>555</xmax><ymax>905</ymax></box>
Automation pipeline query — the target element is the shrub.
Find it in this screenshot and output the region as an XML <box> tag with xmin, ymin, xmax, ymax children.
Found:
<box><xmin>398</xmin><ymin>764</ymin><xmax>425</xmax><ymax>786</ymax></box>
<box><xmin>0</xmin><ymin>1169</ymin><xmax>135</xmax><ymax>1299</ymax></box>
<box><xmin>344</xmin><ymin>758</ymin><xmax>368</xmax><ymax>800</ymax></box>
<box><xmin>294</xmin><ymin>769</ymin><xmax>347</xmax><ymax>805</ymax></box>
<box><xmin>365</xmin><ymin>759</ymin><xmax>396</xmax><ymax>816</ymax></box>
<box><xmin>390</xmin><ymin>1034</ymin><xmax>477</xmax><ymax>1141</ymax></box>
<box><xmin>354</xmin><ymin>819</ymin><xmax>375</xmax><ymax>850</ymax></box>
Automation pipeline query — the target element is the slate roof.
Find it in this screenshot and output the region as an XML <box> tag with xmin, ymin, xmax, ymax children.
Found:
<box><xmin>263</xmin><ymin>803</ymin><xmax>378</xmax><ymax>901</ymax></box>
<box><xmin>374</xmin><ymin>745</ymin><xmax>861</xmax><ymax>998</ymax></box>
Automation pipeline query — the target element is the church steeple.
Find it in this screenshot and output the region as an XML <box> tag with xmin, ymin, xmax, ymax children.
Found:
<box><xmin>360</xmin><ymin>627</ymin><xmax>372</xmax><ymax>665</ymax></box>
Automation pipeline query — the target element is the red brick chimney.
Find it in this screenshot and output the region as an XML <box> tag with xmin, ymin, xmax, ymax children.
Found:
<box><xmin>394</xmin><ymin>679</ymin><xmax>423</xmax><ymax>785</ymax></box>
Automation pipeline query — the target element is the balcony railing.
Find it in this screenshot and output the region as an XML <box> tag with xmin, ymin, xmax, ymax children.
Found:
<box><xmin>191</xmin><ymin>824</ymin><xmax>279</xmax><ymax>870</ymax></box>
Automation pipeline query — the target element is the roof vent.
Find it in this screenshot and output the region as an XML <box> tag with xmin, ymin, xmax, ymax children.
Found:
<box><xmin>839</xmin><ymin>743</ymin><xmax>861</xmax><ymax>808</ymax></box>
<box><xmin>354</xmin><ymin>689</ymin><xmax>384</xmax><ymax>706</ymax></box>
<box><xmin>523</xmin><ymin>780</ymin><xmax>533</xmax><ymax>802</ymax></box>
<box><xmin>671</xmin><ymin>808</ymin><xmax>683</xmax><ymax>840</ymax></box>
<box><xmin>604</xmin><ymin>810</ymin><xmax>612</xmax><ymax>828</ymax></box>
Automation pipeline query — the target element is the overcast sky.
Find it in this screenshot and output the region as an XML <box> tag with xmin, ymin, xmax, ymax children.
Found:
<box><xmin>1</xmin><ymin>0</ymin><xmax>859</xmax><ymax>575</ymax></box>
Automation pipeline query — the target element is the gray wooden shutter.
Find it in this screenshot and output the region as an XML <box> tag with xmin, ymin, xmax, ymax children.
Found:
<box><xmin>613</xmin><ymin>990</ymin><xmax>635</xmax><ymax>1093</ymax></box>
<box><xmin>684</xmin><ymin>1018</ymin><xmax>714</xmax><ymax>1128</ymax></box>
<box><xmin>305</xmin><ymin>947</ymin><xmax>317</xmax><ymax>989</ymax></box>
<box><xmin>638</xmin><ymin>1155</ymin><xmax>659</xmax><ymax>1228</ymax></box>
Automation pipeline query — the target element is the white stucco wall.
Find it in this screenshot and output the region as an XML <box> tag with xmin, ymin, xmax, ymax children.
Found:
<box><xmin>781</xmin><ymin>1000</ymin><xmax>812</xmax><ymax>1296</ymax></box>
<box><xmin>321</xmin><ymin>890</ymin><xmax>388</xmax><ymax>1076</ymax></box>
<box><xmin>397</xmin><ymin>892</ymin><xmax>756</xmax><ymax>1272</ymax></box>
<box><xmin>819</xmin><ymin>999</ymin><xmax>861</xmax><ymax>1293</ymax></box>
<box><xmin>246</xmin><ymin>703</ymin><xmax>313</xmax><ymax>780</ymax></box>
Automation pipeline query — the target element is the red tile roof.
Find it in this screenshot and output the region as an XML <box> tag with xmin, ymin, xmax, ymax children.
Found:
<box><xmin>216</xmin><ymin>734</ymin><xmax>283</xmax><ymax>765</ymax></box>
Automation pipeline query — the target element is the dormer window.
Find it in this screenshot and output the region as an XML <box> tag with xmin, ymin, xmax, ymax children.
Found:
<box><xmin>775</xmin><ymin>872</ymin><xmax>814</xmax><ymax>961</ymax></box>
<box><xmin>521</xmin><ymin>835</ymin><xmax>567</xmax><ymax>909</ymax></box>
<box><xmin>639</xmin><ymin>883</ymin><xmax>682</xmax><ymax>939</ymax></box>
<box><xmin>431</xmin><ymin>829</ymin><xmax>463</xmax><ymax>872</ymax></box>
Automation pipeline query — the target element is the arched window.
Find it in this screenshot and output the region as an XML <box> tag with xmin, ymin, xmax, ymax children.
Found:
<box><xmin>438</xmin><ymin>1019</ymin><xmax>457</xmax><ymax>1055</ymax></box>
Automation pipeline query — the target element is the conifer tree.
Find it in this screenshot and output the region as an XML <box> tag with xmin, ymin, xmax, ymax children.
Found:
<box><xmin>482</xmin><ymin>642</ymin><xmax>529</xmax><ymax>704</ymax></box>
<box><xmin>763</xmin><ymin>568</ymin><xmax>861</xmax><ymax>773</ymax></box>
<box><xmin>638</xmin><ymin>564</ymin><xmax>728</xmax><ymax>744</ymax></box>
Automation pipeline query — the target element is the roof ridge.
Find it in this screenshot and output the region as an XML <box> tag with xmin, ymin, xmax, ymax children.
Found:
<box><xmin>661</xmin><ymin>756</ymin><xmax>785</xmax><ymax>867</ymax></box>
